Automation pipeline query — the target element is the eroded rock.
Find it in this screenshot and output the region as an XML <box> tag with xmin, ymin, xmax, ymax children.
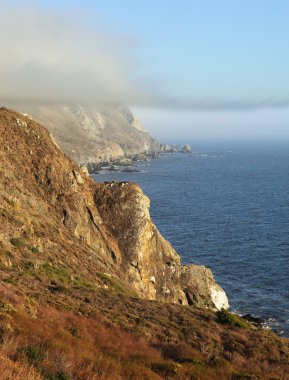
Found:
<box><xmin>94</xmin><ymin>182</ymin><xmax>229</xmax><ymax>309</ymax></box>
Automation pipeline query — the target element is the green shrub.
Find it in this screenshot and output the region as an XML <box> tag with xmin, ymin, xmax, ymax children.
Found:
<box><xmin>34</xmin><ymin>263</ymin><xmax>96</xmax><ymax>293</ymax></box>
<box><xmin>216</xmin><ymin>309</ymin><xmax>250</xmax><ymax>329</ymax></box>
<box><xmin>0</xmin><ymin>300</ymin><xmax>16</xmax><ymax>313</ymax></box>
<box><xmin>30</xmin><ymin>246</ymin><xmax>41</xmax><ymax>254</ymax></box>
<box><xmin>40</xmin><ymin>263</ymin><xmax>71</xmax><ymax>282</ymax></box>
<box><xmin>3</xmin><ymin>277</ymin><xmax>16</xmax><ymax>285</ymax></box>
<box><xmin>17</xmin><ymin>345</ymin><xmax>44</xmax><ymax>368</ymax></box>
<box><xmin>191</xmin><ymin>357</ymin><xmax>205</xmax><ymax>367</ymax></box>
<box><xmin>0</xmin><ymin>208</ymin><xmax>6</xmax><ymax>216</ymax></box>
<box><xmin>10</xmin><ymin>237</ymin><xmax>26</xmax><ymax>248</ymax></box>
<box><xmin>97</xmin><ymin>272</ymin><xmax>137</xmax><ymax>297</ymax></box>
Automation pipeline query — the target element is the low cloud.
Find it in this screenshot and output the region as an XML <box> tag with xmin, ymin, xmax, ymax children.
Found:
<box><xmin>162</xmin><ymin>97</ymin><xmax>289</xmax><ymax>111</ymax></box>
<box><xmin>1</xmin><ymin>1</ymin><xmax>289</xmax><ymax>111</ymax></box>
<box><xmin>0</xmin><ymin>1</ymin><xmax>159</xmax><ymax>106</ymax></box>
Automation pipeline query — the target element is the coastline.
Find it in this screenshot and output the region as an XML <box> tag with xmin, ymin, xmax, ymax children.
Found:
<box><xmin>83</xmin><ymin>150</ymin><xmax>165</xmax><ymax>174</ymax></box>
<box><xmin>83</xmin><ymin>143</ymin><xmax>192</xmax><ymax>174</ymax></box>
<box><xmin>92</xmin><ymin>145</ymin><xmax>289</xmax><ymax>337</ymax></box>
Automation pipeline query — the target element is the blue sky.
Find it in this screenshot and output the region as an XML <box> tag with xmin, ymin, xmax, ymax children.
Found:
<box><xmin>1</xmin><ymin>0</ymin><xmax>289</xmax><ymax>140</ymax></box>
<box><xmin>37</xmin><ymin>0</ymin><xmax>289</xmax><ymax>107</ymax></box>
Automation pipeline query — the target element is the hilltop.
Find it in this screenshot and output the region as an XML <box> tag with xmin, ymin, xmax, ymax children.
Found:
<box><xmin>0</xmin><ymin>107</ymin><xmax>288</xmax><ymax>379</ymax></box>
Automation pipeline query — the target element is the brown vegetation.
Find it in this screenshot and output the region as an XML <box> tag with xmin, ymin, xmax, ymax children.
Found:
<box><xmin>0</xmin><ymin>107</ymin><xmax>289</xmax><ymax>379</ymax></box>
<box><xmin>0</xmin><ymin>282</ymin><xmax>287</xmax><ymax>379</ymax></box>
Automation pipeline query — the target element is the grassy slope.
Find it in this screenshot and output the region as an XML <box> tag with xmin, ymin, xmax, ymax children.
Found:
<box><xmin>0</xmin><ymin>108</ymin><xmax>288</xmax><ymax>379</ymax></box>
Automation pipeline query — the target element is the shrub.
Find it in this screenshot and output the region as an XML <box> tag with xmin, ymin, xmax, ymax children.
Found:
<box><xmin>10</xmin><ymin>237</ymin><xmax>26</xmax><ymax>248</ymax></box>
<box><xmin>39</xmin><ymin>263</ymin><xmax>71</xmax><ymax>282</ymax></box>
<box><xmin>17</xmin><ymin>345</ymin><xmax>45</xmax><ymax>368</ymax></box>
<box><xmin>39</xmin><ymin>264</ymin><xmax>95</xmax><ymax>291</ymax></box>
<box><xmin>3</xmin><ymin>277</ymin><xmax>16</xmax><ymax>285</ymax></box>
<box><xmin>0</xmin><ymin>208</ymin><xmax>7</xmax><ymax>216</ymax></box>
<box><xmin>42</xmin><ymin>370</ymin><xmax>68</xmax><ymax>380</ymax></box>
<box><xmin>97</xmin><ymin>272</ymin><xmax>137</xmax><ymax>297</ymax></box>
<box><xmin>30</xmin><ymin>246</ymin><xmax>40</xmax><ymax>254</ymax></box>
<box><xmin>216</xmin><ymin>309</ymin><xmax>250</xmax><ymax>329</ymax></box>
<box><xmin>0</xmin><ymin>300</ymin><xmax>17</xmax><ymax>313</ymax></box>
<box><xmin>191</xmin><ymin>357</ymin><xmax>205</xmax><ymax>367</ymax></box>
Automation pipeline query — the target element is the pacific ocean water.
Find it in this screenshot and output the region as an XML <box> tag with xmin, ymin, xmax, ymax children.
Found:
<box><xmin>93</xmin><ymin>142</ymin><xmax>289</xmax><ymax>336</ymax></box>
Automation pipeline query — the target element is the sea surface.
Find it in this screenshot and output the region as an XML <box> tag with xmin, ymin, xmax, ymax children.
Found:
<box><xmin>92</xmin><ymin>142</ymin><xmax>289</xmax><ymax>336</ymax></box>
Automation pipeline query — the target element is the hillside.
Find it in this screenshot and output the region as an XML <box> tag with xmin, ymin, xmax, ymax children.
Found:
<box><xmin>3</xmin><ymin>102</ymin><xmax>161</xmax><ymax>166</ymax></box>
<box><xmin>0</xmin><ymin>107</ymin><xmax>289</xmax><ymax>379</ymax></box>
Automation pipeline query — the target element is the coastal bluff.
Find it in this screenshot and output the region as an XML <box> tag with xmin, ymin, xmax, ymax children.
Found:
<box><xmin>0</xmin><ymin>107</ymin><xmax>228</xmax><ymax>310</ymax></box>
<box><xmin>95</xmin><ymin>182</ymin><xmax>229</xmax><ymax>309</ymax></box>
<box><xmin>2</xmin><ymin>107</ymin><xmax>289</xmax><ymax>379</ymax></box>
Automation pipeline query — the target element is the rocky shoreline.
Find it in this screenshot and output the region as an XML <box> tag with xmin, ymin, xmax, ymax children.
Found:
<box><xmin>83</xmin><ymin>151</ymin><xmax>162</xmax><ymax>174</ymax></box>
<box><xmin>84</xmin><ymin>143</ymin><xmax>193</xmax><ymax>174</ymax></box>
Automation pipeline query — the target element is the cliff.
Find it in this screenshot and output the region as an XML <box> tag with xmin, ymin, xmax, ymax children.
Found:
<box><xmin>0</xmin><ymin>107</ymin><xmax>227</xmax><ymax>309</ymax></box>
<box><xmin>3</xmin><ymin>102</ymin><xmax>161</xmax><ymax>165</ymax></box>
<box><xmin>0</xmin><ymin>107</ymin><xmax>289</xmax><ymax>380</ymax></box>
<box><xmin>94</xmin><ymin>182</ymin><xmax>228</xmax><ymax>309</ymax></box>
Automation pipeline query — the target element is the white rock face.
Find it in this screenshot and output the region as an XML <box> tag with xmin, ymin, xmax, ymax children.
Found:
<box><xmin>179</xmin><ymin>265</ymin><xmax>229</xmax><ymax>310</ymax></box>
<box><xmin>210</xmin><ymin>286</ymin><xmax>230</xmax><ymax>310</ymax></box>
<box><xmin>116</xmin><ymin>104</ymin><xmax>146</xmax><ymax>131</ymax></box>
<box><xmin>130</xmin><ymin>115</ymin><xmax>145</xmax><ymax>132</ymax></box>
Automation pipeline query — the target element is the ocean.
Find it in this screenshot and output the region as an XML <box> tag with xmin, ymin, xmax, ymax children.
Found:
<box><xmin>92</xmin><ymin>141</ymin><xmax>289</xmax><ymax>336</ymax></box>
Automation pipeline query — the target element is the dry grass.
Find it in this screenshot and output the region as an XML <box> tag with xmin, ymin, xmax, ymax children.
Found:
<box><xmin>0</xmin><ymin>284</ymin><xmax>287</xmax><ymax>380</ymax></box>
<box><xmin>0</xmin><ymin>352</ymin><xmax>42</xmax><ymax>380</ymax></box>
<box><xmin>0</xmin><ymin>301</ymin><xmax>164</xmax><ymax>380</ymax></box>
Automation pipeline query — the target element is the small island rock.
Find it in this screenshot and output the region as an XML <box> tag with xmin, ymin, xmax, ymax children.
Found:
<box><xmin>182</xmin><ymin>144</ymin><xmax>192</xmax><ymax>153</ymax></box>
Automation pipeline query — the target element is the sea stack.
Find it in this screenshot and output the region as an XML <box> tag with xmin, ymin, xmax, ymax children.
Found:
<box><xmin>182</xmin><ymin>144</ymin><xmax>193</xmax><ymax>153</ymax></box>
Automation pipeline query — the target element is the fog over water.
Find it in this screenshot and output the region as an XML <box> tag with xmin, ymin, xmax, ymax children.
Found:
<box><xmin>134</xmin><ymin>107</ymin><xmax>289</xmax><ymax>142</ymax></box>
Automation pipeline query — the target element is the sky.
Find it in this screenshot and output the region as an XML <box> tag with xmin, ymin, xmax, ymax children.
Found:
<box><xmin>1</xmin><ymin>0</ymin><xmax>289</xmax><ymax>141</ymax></box>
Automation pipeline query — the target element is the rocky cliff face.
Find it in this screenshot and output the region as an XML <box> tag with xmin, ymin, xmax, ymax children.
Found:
<box><xmin>3</xmin><ymin>102</ymin><xmax>161</xmax><ymax>165</ymax></box>
<box><xmin>0</xmin><ymin>107</ymin><xmax>228</xmax><ymax>310</ymax></box>
<box><xmin>94</xmin><ymin>182</ymin><xmax>228</xmax><ymax>309</ymax></box>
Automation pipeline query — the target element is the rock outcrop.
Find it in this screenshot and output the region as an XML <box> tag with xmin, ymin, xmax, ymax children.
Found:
<box><xmin>3</xmin><ymin>102</ymin><xmax>162</xmax><ymax>165</ymax></box>
<box><xmin>182</xmin><ymin>144</ymin><xmax>193</xmax><ymax>153</ymax></box>
<box><xmin>94</xmin><ymin>182</ymin><xmax>228</xmax><ymax>309</ymax></box>
<box><xmin>0</xmin><ymin>107</ymin><xmax>228</xmax><ymax>310</ymax></box>
<box><xmin>161</xmin><ymin>143</ymin><xmax>177</xmax><ymax>153</ymax></box>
